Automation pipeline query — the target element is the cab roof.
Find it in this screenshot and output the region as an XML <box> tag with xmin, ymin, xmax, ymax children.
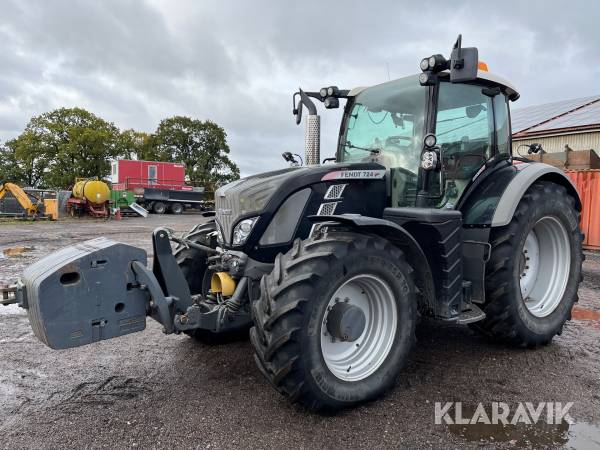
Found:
<box><xmin>348</xmin><ymin>70</ymin><xmax>519</xmax><ymax>101</ymax></box>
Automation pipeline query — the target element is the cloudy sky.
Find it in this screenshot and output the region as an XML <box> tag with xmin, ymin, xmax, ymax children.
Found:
<box><xmin>1</xmin><ymin>0</ymin><xmax>598</xmax><ymax>176</ymax></box>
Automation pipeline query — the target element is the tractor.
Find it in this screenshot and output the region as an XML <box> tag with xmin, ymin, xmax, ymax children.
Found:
<box><xmin>2</xmin><ymin>36</ymin><xmax>583</xmax><ymax>411</ymax></box>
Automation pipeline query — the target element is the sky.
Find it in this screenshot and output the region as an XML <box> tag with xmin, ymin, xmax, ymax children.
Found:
<box><xmin>1</xmin><ymin>0</ymin><xmax>599</xmax><ymax>176</ymax></box>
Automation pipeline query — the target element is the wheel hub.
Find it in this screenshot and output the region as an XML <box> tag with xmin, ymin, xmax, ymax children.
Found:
<box><xmin>326</xmin><ymin>302</ymin><xmax>366</xmax><ymax>342</ymax></box>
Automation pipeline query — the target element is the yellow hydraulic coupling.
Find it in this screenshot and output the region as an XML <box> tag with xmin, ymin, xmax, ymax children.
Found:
<box><xmin>210</xmin><ymin>272</ymin><xmax>236</xmax><ymax>297</ymax></box>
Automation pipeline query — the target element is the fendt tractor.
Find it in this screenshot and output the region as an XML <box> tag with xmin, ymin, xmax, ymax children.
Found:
<box><xmin>2</xmin><ymin>36</ymin><xmax>583</xmax><ymax>411</ymax></box>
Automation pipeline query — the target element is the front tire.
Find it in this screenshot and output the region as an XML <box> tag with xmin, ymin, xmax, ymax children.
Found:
<box><xmin>472</xmin><ymin>181</ymin><xmax>584</xmax><ymax>347</ymax></box>
<box><xmin>250</xmin><ymin>232</ymin><xmax>416</xmax><ymax>411</ymax></box>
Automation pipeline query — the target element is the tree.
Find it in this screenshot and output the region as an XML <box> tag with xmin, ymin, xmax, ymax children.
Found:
<box><xmin>153</xmin><ymin>116</ymin><xmax>239</xmax><ymax>189</ymax></box>
<box><xmin>6</xmin><ymin>108</ymin><xmax>121</xmax><ymax>188</ymax></box>
<box><xmin>1</xmin><ymin>132</ymin><xmax>51</xmax><ymax>187</ymax></box>
<box><xmin>117</xmin><ymin>129</ymin><xmax>159</xmax><ymax>161</ymax></box>
<box><xmin>0</xmin><ymin>143</ymin><xmax>31</xmax><ymax>185</ymax></box>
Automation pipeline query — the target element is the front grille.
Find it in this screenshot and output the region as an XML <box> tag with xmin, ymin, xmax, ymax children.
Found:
<box><xmin>215</xmin><ymin>194</ymin><xmax>237</xmax><ymax>244</ymax></box>
<box><xmin>214</xmin><ymin>168</ymin><xmax>302</xmax><ymax>244</ymax></box>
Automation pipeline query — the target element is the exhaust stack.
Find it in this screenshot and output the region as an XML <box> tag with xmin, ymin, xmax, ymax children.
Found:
<box><xmin>305</xmin><ymin>115</ymin><xmax>320</xmax><ymax>165</ymax></box>
<box><xmin>296</xmin><ymin>89</ymin><xmax>320</xmax><ymax>165</ymax></box>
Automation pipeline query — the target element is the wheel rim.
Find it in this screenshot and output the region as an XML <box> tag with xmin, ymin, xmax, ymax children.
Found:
<box><xmin>519</xmin><ymin>216</ymin><xmax>571</xmax><ymax>318</ymax></box>
<box><xmin>320</xmin><ymin>274</ymin><xmax>397</xmax><ymax>381</ymax></box>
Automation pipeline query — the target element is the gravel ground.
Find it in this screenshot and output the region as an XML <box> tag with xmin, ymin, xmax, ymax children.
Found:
<box><xmin>0</xmin><ymin>215</ymin><xmax>599</xmax><ymax>449</ymax></box>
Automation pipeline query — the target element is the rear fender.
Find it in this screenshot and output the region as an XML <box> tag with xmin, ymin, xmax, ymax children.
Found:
<box><xmin>459</xmin><ymin>161</ymin><xmax>581</xmax><ymax>227</ymax></box>
<box><xmin>309</xmin><ymin>215</ymin><xmax>436</xmax><ymax>313</ymax></box>
<box><xmin>491</xmin><ymin>163</ymin><xmax>581</xmax><ymax>227</ymax></box>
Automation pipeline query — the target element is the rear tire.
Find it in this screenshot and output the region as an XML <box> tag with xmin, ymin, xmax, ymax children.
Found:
<box><xmin>250</xmin><ymin>232</ymin><xmax>416</xmax><ymax>411</ymax></box>
<box><xmin>471</xmin><ymin>181</ymin><xmax>584</xmax><ymax>347</ymax></box>
<box><xmin>170</xmin><ymin>202</ymin><xmax>183</xmax><ymax>215</ymax></box>
<box><xmin>153</xmin><ymin>201</ymin><xmax>166</xmax><ymax>214</ymax></box>
<box><xmin>175</xmin><ymin>221</ymin><xmax>249</xmax><ymax>344</ymax></box>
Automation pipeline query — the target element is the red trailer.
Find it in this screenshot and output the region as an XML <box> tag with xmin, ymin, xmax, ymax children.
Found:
<box><xmin>110</xmin><ymin>160</ymin><xmax>209</xmax><ymax>214</ymax></box>
<box><xmin>111</xmin><ymin>160</ymin><xmax>191</xmax><ymax>191</ymax></box>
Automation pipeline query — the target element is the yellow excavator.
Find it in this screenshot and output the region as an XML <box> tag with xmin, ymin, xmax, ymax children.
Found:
<box><xmin>0</xmin><ymin>182</ymin><xmax>57</xmax><ymax>220</ymax></box>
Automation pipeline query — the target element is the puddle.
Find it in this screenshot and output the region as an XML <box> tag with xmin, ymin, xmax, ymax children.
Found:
<box><xmin>448</xmin><ymin>421</ymin><xmax>600</xmax><ymax>448</ymax></box>
<box><xmin>442</xmin><ymin>403</ymin><xmax>600</xmax><ymax>448</ymax></box>
<box><xmin>572</xmin><ymin>306</ymin><xmax>600</xmax><ymax>330</ymax></box>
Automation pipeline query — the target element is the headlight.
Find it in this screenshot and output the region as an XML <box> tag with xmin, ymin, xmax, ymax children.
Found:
<box><xmin>421</xmin><ymin>150</ymin><xmax>438</xmax><ymax>171</ymax></box>
<box><xmin>232</xmin><ymin>217</ymin><xmax>259</xmax><ymax>246</ymax></box>
<box><xmin>216</xmin><ymin>225</ymin><xmax>225</xmax><ymax>244</ymax></box>
<box><xmin>428</xmin><ymin>56</ymin><xmax>436</xmax><ymax>69</ymax></box>
<box><xmin>420</xmin><ymin>58</ymin><xmax>430</xmax><ymax>71</ymax></box>
<box><xmin>424</xmin><ymin>133</ymin><xmax>437</xmax><ymax>148</ymax></box>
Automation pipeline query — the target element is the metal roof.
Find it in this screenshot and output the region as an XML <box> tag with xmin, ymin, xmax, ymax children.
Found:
<box><xmin>511</xmin><ymin>95</ymin><xmax>600</xmax><ymax>135</ymax></box>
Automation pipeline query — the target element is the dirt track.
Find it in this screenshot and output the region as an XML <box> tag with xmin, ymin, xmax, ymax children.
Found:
<box><xmin>1</xmin><ymin>215</ymin><xmax>599</xmax><ymax>449</ymax></box>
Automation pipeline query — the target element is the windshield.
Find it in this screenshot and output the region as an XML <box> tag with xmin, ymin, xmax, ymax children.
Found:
<box><xmin>339</xmin><ymin>75</ymin><xmax>427</xmax><ymax>206</ymax></box>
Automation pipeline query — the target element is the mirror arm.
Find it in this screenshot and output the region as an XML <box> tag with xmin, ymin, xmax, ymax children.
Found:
<box><xmin>452</xmin><ymin>34</ymin><xmax>463</xmax><ymax>69</ymax></box>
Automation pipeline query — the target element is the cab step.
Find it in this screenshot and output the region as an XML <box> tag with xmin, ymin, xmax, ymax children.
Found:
<box><xmin>457</xmin><ymin>304</ymin><xmax>486</xmax><ymax>324</ymax></box>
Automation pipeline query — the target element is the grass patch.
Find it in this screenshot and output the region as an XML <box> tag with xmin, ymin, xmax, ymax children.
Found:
<box><xmin>0</xmin><ymin>218</ymin><xmax>54</xmax><ymax>225</ymax></box>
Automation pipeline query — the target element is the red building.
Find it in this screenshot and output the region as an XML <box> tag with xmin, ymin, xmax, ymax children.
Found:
<box><xmin>110</xmin><ymin>160</ymin><xmax>192</xmax><ymax>191</ymax></box>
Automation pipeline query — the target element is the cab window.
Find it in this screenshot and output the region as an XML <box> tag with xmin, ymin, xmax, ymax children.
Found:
<box><xmin>340</xmin><ymin>75</ymin><xmax>427</xmax><ymax>207</ymax></box>
<box><xmin>435</xmin><ymin>82</ymin><xmax>494</xmax><ymax>207</ymax></box>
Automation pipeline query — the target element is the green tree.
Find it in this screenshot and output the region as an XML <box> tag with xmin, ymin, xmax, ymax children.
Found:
<box><xmin>153</xmin><ymin>116</ymin><xmax>239</xmax><ymax>189</ymax></box>
<box><xmin>1</xmin><ymin>132</ymin><xmax>51</xmax><ymax>187</ymax></box>
<box><xmin>0</xmin><ymin>143</ymin><xmax>31</xmax><ymax>186</ymax></box>
<box><xmin>7</xmin><ymin>108</ymin><xmax>121</xmax><ymax>188</ymax></box>
<box><xmin>117</xmin><ymin>129</ymin><xmax>159</xmax><ymax>161</ymax></box>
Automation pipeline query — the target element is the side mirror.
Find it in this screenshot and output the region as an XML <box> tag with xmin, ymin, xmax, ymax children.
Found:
<box><xmin>449</xmin><ymin>35</ymin><xmax>478</xmax><ymax>83</ymax></box>
<box><xmin>293</xmin><ymin>96</ymin><xmax>303</xmax><ymax>125</ymax></box>
<box><xmin>528</xmin><ymin>143</ymin><xmax>544</xmax><ymax>154</ymax></box>
<box><xmin>293</xmin><ymin>89</ymin><xmax>318</xmax><ymax>125</ymax></box>
<box><xmin>450</xmin><ymin>47</ymin><xmax>478</xmax><ymax>82</ymax></box>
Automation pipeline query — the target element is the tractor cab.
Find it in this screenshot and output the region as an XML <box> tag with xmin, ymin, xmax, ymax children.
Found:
<box><xmin>336</xmin><ymin>70</ymin><xmax>517</xmax><ymax>208</ymax></box>
<box><xmin>336</xmin><ymin>68</ymin><xmax>519</xmax><ymax>211</ymax></box>
<box><xmin>295</xmin><ymin>35</ymin><xmax>519</xmax><ymax>213</ymax></box>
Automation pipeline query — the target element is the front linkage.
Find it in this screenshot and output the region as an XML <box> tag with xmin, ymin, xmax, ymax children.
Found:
<box><xmin>4</xmin><ymin>227</ymin><xmax>250</xmax><ymax>350</ymax></box>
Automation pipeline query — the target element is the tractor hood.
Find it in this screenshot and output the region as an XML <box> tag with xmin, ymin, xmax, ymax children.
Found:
<box><xmin>214</xmin><ymin>162</ymin><xmax>386</xmax><ymax>245</ymax></box>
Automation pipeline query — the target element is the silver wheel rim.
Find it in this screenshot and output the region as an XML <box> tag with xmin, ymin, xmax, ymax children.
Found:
<box><xmin>519</xmin><ymin>216</ymin><xmax>571</xmax><ymax>318</ymax></box>
<box><xmin>320</xmin><ymin>274</ymin><xmax>397</xmax><ymax>381</ymax></box>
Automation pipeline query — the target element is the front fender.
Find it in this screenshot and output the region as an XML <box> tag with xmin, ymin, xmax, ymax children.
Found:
<box><xmin>309</xmin><ymin>214</ymin><xmax>436</xmax><ymax>313</ymax></box>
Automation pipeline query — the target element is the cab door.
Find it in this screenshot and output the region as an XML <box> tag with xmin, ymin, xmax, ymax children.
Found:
<box><xmin>434</xmin><ymin>82</ymin><xmax>495</xmax><ymax>208</ymax></box>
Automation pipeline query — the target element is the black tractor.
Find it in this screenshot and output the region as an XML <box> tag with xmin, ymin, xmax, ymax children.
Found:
<box><xmin>3</xmin><ymin>36</ymin><xmax>583</xmax><ymax>411</ymax></box>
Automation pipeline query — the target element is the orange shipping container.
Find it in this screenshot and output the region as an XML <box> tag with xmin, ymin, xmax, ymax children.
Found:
<box><xmin>565</xmin><ymin>170</ymin><xmax>600</xmax><ymax>250</ymax></box>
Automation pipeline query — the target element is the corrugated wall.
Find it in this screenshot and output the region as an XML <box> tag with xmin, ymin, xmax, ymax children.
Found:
<box><xmin>565</xmin><ymin>170</ymin><xmax>600</xmax><ymax>250</ymax></box>
<box><xmin>512</xmin><ymin>131</ymin><xmax>600</xmax><ymax>154</ymax></box>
